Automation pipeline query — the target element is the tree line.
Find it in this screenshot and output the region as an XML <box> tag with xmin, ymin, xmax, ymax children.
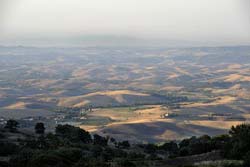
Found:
<box><xmin>1</xmin><ymin>119</ymin><xmax>250</xmax><ymax>167</ymax></box>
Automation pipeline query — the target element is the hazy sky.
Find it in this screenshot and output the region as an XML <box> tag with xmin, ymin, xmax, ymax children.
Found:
<box><xmin>0</xmin><ymin>0</ymin><xmax>249</xmax><ymax>46</ymax></box>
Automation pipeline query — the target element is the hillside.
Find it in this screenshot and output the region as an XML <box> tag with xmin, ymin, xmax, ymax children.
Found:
<box><xmin>58</xmin><ymin>90</ymin><xmax>175</xmax><ymax>107</ymax></box>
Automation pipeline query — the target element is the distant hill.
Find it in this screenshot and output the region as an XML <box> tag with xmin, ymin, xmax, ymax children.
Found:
<box><xmin>57</xmin><ymin>90</ymin><xmax>174</xmax><ymax>108</ymax></box>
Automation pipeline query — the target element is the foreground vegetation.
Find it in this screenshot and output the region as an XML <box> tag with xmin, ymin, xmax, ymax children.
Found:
<box><xmin>0</xmin><ymin>120</ymin><xmax>250</xmax><ymax>167</ymax></box>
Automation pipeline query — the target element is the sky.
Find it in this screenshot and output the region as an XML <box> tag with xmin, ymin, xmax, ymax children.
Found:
<box><xmin>0</xmin><ymin>0</ymin><xmax>250</xmax><ymax>46</ymax></box>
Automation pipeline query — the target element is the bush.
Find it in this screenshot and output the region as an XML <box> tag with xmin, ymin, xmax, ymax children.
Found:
<box><xmin>0</xmin><ymin>142</ymin><xmax>19</xmax><ymax>156</ymax></box>
<box><xmin>73</xmin><ymin>158</ymin><xmax>110</xmax><ymax>167</ymax></box>
<box><xmin>117</xmin><ymin>159</ymin><xmax>136</xmax><ymax>167</ymax></box>
<box><xmin>27</xmin><ymin>148</ymin><xmax>82</xmax><ymax>167</ymax></box>
<box><xmin>28</xmin><ymin>152</ymin><xmax>71</xmax><ymax>167</ymax></box>
<box><xmin>243</xmin><ymin>151</ymin><xmax>250</xmax><ymax>167</ymax></box>
<box><xmin>9</xmin><ymin>148</ymin><xmax>36</xmax><ymax>167</ymax></box>
<box><xmin>0</xmin><ymin>132</ymin><xmax>5</xmax><ymax>139</ymax></box>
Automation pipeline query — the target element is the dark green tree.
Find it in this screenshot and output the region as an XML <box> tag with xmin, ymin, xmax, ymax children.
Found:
<box><xmin>117</xmin><ymin>141</ymin><xmax>130</xmax><ymax>149</ymax></box>
<box><xmin>160</xmin><ymin>141</ymin><xmax>178</xmax><ymax>154</ymax></box>
<box><xmin>211</xmin><ymin>134</ymin><xmax>230</xmax><ymax>150</ymax></box>
<box><xmin>226</xmin><ymin>124</ymin><xmax>250</xmax><ymax>159</ymax></box>
<box><xmin>4</xmin><ymin>119</ymin><xmax>19</xmax><ymax>132</ymax></box>
<box><xmin>144</xmin><ymin>143</ymin><xmax>157</xmax><ymax>154</ymax></box>
<box><xmin>117</xmin><ymin>159</ymin><xmax>136</xmax><ymax>167</ymax></box>
<box><xmin>56</xmin><ymin>124</ymin><xmax>92</xmax><ymax>143</ymax></box>
<box><xmin>243</xmin><ymin>151</ymin><xmax>250</xmax><ymax>166</ymax></box>
<box><xmin>93</xmin><ymin>134</ymin><xmax>108</xmax><ymax>146</ymax></box>
<box><xmin>0</xmin><ymin>142</ymin><xmax>19</xmax><ymax>156</ymax></box>
<box><xmin>35</xmin><ymin>122</ymin><xmax>45</xmax><ymax>135</ymax></box>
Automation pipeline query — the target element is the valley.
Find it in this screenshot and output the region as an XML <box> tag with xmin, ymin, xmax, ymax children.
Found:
<box><xmin>0</xmin><ymin>45</ymin><xmax>250</xmax><ymax>142</ymax></box>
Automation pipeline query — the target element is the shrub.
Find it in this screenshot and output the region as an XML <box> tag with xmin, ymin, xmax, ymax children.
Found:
<box><xmin>0</xmin><ymin>142</ymin><xmax>19</xmax><ymax>156</ymax></box>
<box><xmin>9</xmin><ymin>148</ymin><xmax>36</xmax><ymax>167</ymax></box>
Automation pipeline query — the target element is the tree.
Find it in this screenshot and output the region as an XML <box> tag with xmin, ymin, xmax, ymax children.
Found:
<box><xmin>117</xmin><ymin>159</ymin><xmax>136</xmax><ymax>167</ymax></box>
<box><xmin>4</xmin><ymin>119</ymin><xmax>19</xmax><ymax>132</ymax></box>
<box><xmin>93</xmin><ymin>134</ymin><xmax>108</xmax><ymax>146</ymax></box>
<box><xmin>35</xmin><ymin>122</ymin><xmax>45</xmax><ymax>135</ymax></box>
<box><xmin>55</xmin><ymin>124</ymin><xmax>92</xmax><ymax>143</ymax></box>
<box><xmin>117</xmin><ymin>141</ymin><xmax>130</xmax><ymax>149</ymax></box>
<box><xmin>160</xmin><ymin>141</ymin><xmax>178</xmax><ymax>155</ymax></box>
<box><xmin>225</xmin><ymin>124</ymin><xmax>250</xmax><ymax>159</ymax></box>
<box><xmin>44</xmin><ymin>133</ymin><xmax>62</xmax><ymax>149</ymax></box>
<box><xmin>0</xmin><ymin>142</ymin><xmax>19</xmax><ymax>156</ymax></box>
<box><xmin>243</xmin><ymin>151</ymin><xmax>250</xmax><ymax>166</ymax></box>
<box><xmin>0</xmin><ymin>132</ymin><xmax>4</xmax><ymax>139</ymax></box>
<box><xmin>144</xmin><ymin>143</ymin><xmax>157</xmax><ymax>154</ymax></box>
<box><xmin>9</xmin><ymin>148</ymin><xmax>34</xmax><ymax>167</ymax></box>
<box><xmin>178</xmin><ymin>135</ymin><xmax>213</xmax><ymax>156</ymax></box>
<box><xmin>74</xmin><ymin>158</ymin><xmax>110</xmax><ymax>167</ymax></box>
<box><xmin>211</xmin><ymin>134</ymin><xmax>230</xmax><ymax>150</ymax></box>
<box><xmin>110</xmin><ymin>137</ymin><xmax>116</xmax><ymax>144</ymax></box>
